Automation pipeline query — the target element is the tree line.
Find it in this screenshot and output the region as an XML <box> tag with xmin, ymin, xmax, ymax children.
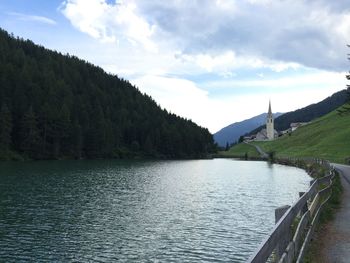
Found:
<box><xmin>0</xmin><ymin>29</ymin><xmax>216</xmax><ymax>160</ymax></box>
<box><xmin>338</xmin><ymin>45</ymin><xmax>350</xmax><ymax>115</ymax></box>
<box><xmin>247</xmin><ymin>89</ymin><xmax>348</xmax><ymax>137</ymax></box>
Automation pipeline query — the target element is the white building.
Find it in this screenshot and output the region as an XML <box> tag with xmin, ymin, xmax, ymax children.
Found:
<box><xmin>266</xmin><ymin>100</ymin><xmax>274</xmax><ymax>140</ymax></box>
<box><xmin>290</xmin><ymin>122</ymin><xmax>308</xmax><ymax>132</ymax></box>
<box><xmin>254</xmin><ymin>101</ymin><xmax>277</xmax><ymax>141</ymax></box>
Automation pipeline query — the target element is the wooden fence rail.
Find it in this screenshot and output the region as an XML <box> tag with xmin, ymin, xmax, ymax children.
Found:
<box><xmin>248</xmin><ymin>160</ymin><xmax>335</xmax><ymax>263</ymax></box>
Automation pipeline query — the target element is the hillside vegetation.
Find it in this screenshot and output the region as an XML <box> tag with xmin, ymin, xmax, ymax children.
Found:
<box><xmin>248</xmin><ymin>89</ymin><xmax>348</xmax><ymax>136</ymax></box>
<box><xmin>219</xmin><ymin>143</ymin><xmax>260</xmax><ymax>158</ymax></box>
<box><xmin>214</xmin><ymin>112</ymin><xmax>282</xmax><ymax>147</ymax></box>
<box><xmin>0</xmin><ymin>29</ymin><xmax>215</xmax><ymax>160</ymax></box>
<box><xmin>228</xmin><ymin>107</ymin><xmax>350</xmax><ymax>163</ymax></box>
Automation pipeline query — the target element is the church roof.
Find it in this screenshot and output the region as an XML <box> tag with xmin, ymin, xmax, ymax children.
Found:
<box><xmin>255</xmin><ymin>128</ymin><xmax>278</xmax><ymax>141</ymax></box>
<box><xmin>268</xmin><ymin>100</ymin><xmax>272</xmax><ymax>117</ymax></box>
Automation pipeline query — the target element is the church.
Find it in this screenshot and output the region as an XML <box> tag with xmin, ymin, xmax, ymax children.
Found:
<box><xmin>255</xmin><ymin>101</ymin><xmax>278</xmax><ymax>141</ymax></box>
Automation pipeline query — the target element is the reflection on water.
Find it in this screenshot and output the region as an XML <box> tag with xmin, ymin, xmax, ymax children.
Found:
<box><xmin>0</xmin><ymin>159</ymin><xmax>310</xmax><ymax>262</ymax></box>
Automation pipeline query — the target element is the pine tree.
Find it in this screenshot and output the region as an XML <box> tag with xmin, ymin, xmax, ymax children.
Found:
<box><xmin>56</xmin><ymin>102</ymin><xmax>71</xmax><ymax>156</ymax></box>
<box><xmin>72</xmin><ymin>120</ymin><xmax>82</xmax><ymax>159</ymax></box>
<box><xmin>20</xmin><ymin>106</ymin><xmax>40</xmax><ymax>157</ymax></box>
<box><xmin>40</xmin><ymin>102</ymin><xmax>50</xmax><ymax>155</ymax></box>
<box><xmin>143</xmin><ymin>135</ymin><xmax>153</xmax><ymax>154</ymax></box>
<box><xmin>85</xmin><ymin>102</ymin><xmax>107</xmax><ymax>157</ymax></box>
<box><xmin>0</xmin><ymin>103</ymin><xmax>12</xmax><ymax>151</ymax></box>
<box><xmin>338</xmin><ymin>46</ymin><xmax>350</xmax><ymax>115</ymax></box>
<box><xmin>0</xmin><ymin>28</ymin><xmax>216</xmax><ymax>159</ymax></box>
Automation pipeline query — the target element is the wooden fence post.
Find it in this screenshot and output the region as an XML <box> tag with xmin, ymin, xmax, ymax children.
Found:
<box><xmin>299</xmin><ymin>192</ymin><xmax>308</xmax><ymax>215</ymax></box>
<box><xmin>275</xmin><ymin>205</ymin><xmax>291</xmax><ymax>261</ymax></box>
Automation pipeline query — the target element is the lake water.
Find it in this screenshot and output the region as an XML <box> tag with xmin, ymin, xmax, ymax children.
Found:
<box><xmin>0</xmin><ymin>159</ymin><xmax>310</xmax><ymax>262</ymax></box>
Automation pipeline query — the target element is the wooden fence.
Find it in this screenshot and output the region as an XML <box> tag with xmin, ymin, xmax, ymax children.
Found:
<box><xmin>248</xmin><ymin>161</ymin><xmax>335</xmax><ymax>263</ymax></box>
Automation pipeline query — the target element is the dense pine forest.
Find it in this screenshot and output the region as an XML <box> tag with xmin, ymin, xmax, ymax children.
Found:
<box><xmin>0</xmin><ymin>29</ymin><xmax>215</xmax><ymax>160</ymax></box>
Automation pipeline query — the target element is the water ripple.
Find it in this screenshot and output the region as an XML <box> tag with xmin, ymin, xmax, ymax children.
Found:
<box><xmin>0</xmin><ymin>159</ymin><xmax>310</xmax><ymax>262</ymax></box>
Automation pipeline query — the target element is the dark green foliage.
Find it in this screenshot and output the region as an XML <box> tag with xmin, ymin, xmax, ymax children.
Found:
<box><xmin>304</xmin><ymin>171</ymin><xmax>343</xmax><ymax>263</ymax></box>
<box><xmin>267</xmin><ymin>151</ymin><xmax>275</xmax><ymax>163</ymax></box>
<box><xmin>19</xmin><ymin>106</ymin><xmax>41</xmax><ymax>157</ymax></box>
<box><xmin>337</xmin><ymin>81</ymin><xmax>350</xmax><ymax>115</ymax></box>
<box><xmin>319</xmin><ymin>172</ymin><xmax>343</xmax><ymax>223</ymax></box>
<box><xmin>0</xmin><ymin>28</ymin><xmax>215</xmax><ymax>159</ymax></box>
<box><xmin>244</xmin><ymin>152</ymin><xmax>248</xmax><ymax>160</ymax></box>
<box><xmin>225</xmin><ymin>142</ymin><xmax>229</xmax><ymax>151</ymax></box>
<box><xmin>248</xmin><ymin>89</ymin><xmax>348</xmax><ymax>135</ymax></box>
<box><xmin>337</xmin><ymin>46</ymin><xmax>350</xmax><ymax>115</ymax></box>
<box><xmin>0</xmin><ymin>103</ymin><xmax>12</xmax><ymax>150</ymax></box>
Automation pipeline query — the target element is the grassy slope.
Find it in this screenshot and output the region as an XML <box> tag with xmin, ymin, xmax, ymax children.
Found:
<box><xmin>219</xmin><ymin>143</ymin><xmax>260</xmax><ymax>158</ymax></box>
<box><xmin>254</xmin><ymin>109</ymin><xmax>350</xmax><ymax>163</ymax></box>
<box><xmin>230</xmin><ymin>108</ymin><xmax>350</xmax><ymax>163</ymax></box>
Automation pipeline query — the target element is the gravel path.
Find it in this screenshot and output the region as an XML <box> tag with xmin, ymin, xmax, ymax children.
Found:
<box><xmin>244</xmin><ymin>142</ymin><xmax>268</xmax><ymax>158</ymax></box>
<box><xmin>319</xmin><ymin>164</ymin><xmax>350</xmax><ymax>262</ymax></box>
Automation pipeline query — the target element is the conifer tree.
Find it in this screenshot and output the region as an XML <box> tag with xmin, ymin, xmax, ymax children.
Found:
<box><xmin>0</xmin><ymin>103</ymin><xmax>12</xmax><ymax>151</ymax></box>
<box><xmin>338</xmin><ymin>45</ymin><xmax>350</xmax><ymax>115</ymax></box>
<box><xmin>72</xmin><ymin>120</ymin><xmax>82</xmax><ymax>159</ymax></box>
<box><xmin>20</xmin><ymin>106</ymin><xmax>40</xmax><ymax>157</ymax></box>
<box><xmin>0</xmin><ymin>28</ymin><xmax>216</xmax><ymax>159</ymax></box>
<box><xmin>225</xmin><ymin>142</ymin><xmax>229</xmax><ymax>151</ymax></box>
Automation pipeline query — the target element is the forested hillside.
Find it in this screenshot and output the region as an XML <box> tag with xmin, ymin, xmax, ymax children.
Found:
<box><xmin>247</xmin><ymin>89</ymin><xmax>348</xmax><ymax>136</ymax></box>
<box><xmin>252</xmin><ymin>107</ymin><xmax>350</xmax><ymax>163</ymax></box>
<box><xmin>0</xmin><ymin>29</ymin><xmax>215</xmax><ymax>160</ymax></box>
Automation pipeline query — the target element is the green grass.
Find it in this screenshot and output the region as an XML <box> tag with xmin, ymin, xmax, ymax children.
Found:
<box><xmin>304</xmin><ymin>172</ymin><xmax>343</xmax><ymax>263</ymax></box>
<box><xmin>230</xmin><ymin>107</ymin><xmax>350</xmax><ymax>163</ymax></box>
<box><xmin>219</xmin><ymin>143</ymin><xmax>260</xmax><ymax>158</ymax></box>
<box><xmin>319</xmin><ymin>173</ymin><xmax>343</xmax><ymax>223</ymax></box>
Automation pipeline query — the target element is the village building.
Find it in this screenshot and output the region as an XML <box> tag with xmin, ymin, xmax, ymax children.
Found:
<box><xmin>290</xmin><ymin>122</ymin><xmax>308</xmax><ymax>132</ymax></box>
<box><xmin>254</xmin><ymin>101</ymin><xmax>278</xmax><ymax>141</ymax></box>
<box><xmin>243</xmin><ymin>101</ymin><xmax>309</xmax><ymax>142</ymax></box>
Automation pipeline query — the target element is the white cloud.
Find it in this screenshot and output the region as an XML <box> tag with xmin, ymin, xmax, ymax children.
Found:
<box><xmin>56</xmin><ymin>0</ymin><xmax>350</xmax><ymax>132</ymax></box>
<box><xmin>178</xmin><ymin>52</ymin><xmax>236</xmax><ymax>72</ymax></box>
<box><xmin>61</xmin><ymin>0</ymin><xmax>157</xmax><ymax>50</ymax></box>
<box><xmin>131</xmin><ymin>73</ymin><xmax>345</xmax><ymax>133</ymax></box>
<box><xmin>132</xmin><ymin>75</ymin><xmax>210</xmax><ymax>122</ymax></box>
<box><xmin>132</xmin><ymin>75</ymin><xmax>233</xmax><ymax>132</ymax></box>
<box><xmin>8</xmin><ymin>12</ymin><xmax>56</xmax><ymax>25</ymax></box>
<box><xmin>60</xmin><ymin>0</ymin><xmax>350</xmax><ymax>72</ymax></box>
<box><xmin>135</xmin><ymin>0</ymin><xmax>350</xmax><ymax>71</ymax></box>
<box><xmin>177</xmin><ymin>52</ymin><xmax>301</xmax><ymax>74</ymax></box>
<box><xmin>247</xmin><ymin>0</ymin><xmax>272</xmax><ymax>5</ymax></box>
<box><xmin>203</xmin><ymin>71</ymin><xmax>347</xmax><ymax>90</ymax></box>
<box><xmin>336</xmin><ymin>14</ymin><xmax>350</xmax><ymax>40</ymax></box>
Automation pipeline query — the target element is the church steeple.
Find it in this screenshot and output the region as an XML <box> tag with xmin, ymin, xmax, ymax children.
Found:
<box><xmin>266</xmin><ymin>100</ymin><xmax>274</xmax><ymax>140</ymax></box>
<box><xmin>268</xmin><ymin>100</ymin><xmax>272</xmax><ymax>117</ymax></box>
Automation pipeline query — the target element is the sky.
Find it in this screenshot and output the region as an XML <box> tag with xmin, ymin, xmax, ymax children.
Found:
<box><xmin>0</xmin><ymin>0</ymin><xmax>349</xmax><ymax>133</ymax></box>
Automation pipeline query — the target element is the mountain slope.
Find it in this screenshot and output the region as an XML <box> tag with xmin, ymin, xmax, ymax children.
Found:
<box><xmin>224</xmin><ymin>106</ymin><xmax>350</xmax><ymax>164</ymax></box>
<box><xmin>254</xmin><ymin>107</ymin><xmax>350</xmax><ymax>163</ymax></box>
<box><xmin>214</xmin><ymin>112</ymin><xmax>283</xmax><ymax>146</ymax></box>
<box><xmin>248</xmin><ymin>89</ymin><xmax>348</xmax><ymax>136</ymax></box>
<box><xmin>0</xmin><ymin>28</ymin><xmax>215</xmax><ymax>160</ymax></box>
<box><xmin>228</xmin><ymin>106</ymin><xmax>350</xmax><ymax>163</ymax></box>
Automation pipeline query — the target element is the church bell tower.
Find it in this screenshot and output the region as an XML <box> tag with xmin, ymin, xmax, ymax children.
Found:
<box><xmin>266</xmin><ymin>100</ymin><xmax>274</xmax><ymax>140</ymax></box>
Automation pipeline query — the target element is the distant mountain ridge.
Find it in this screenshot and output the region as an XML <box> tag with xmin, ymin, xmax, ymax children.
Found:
<box><xmin>214</xmin><ymin>112</ymin><xmax>283</xmax><ymax>147</ymax></box>
<box><xmin>247</xmin><ymin>89</ymin><xmax>348</xmax><ymax>136</ymax></box>
<box><xmin>214</xmin><ymin>89</ymin><xmax>348</xmax><ymax>147</ymax></box>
